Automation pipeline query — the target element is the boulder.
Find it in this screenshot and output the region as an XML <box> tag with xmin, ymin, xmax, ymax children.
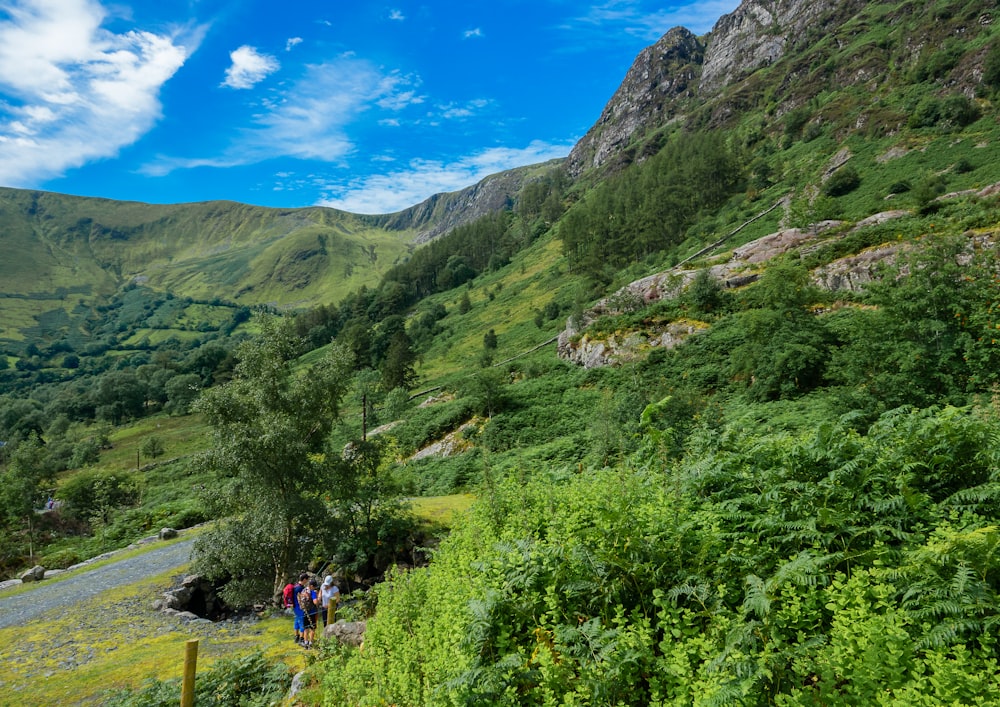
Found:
<box><xmin>159</xmin><ymin>527</ymin><xmax>178</xmax><ymax>540</ymax></box>
<box><xmin>162</xmin><ymin>586</ymin><xmax>192</xmax><ymax>610</ymax></box>
<box><xmin>19</xmin><ymin>565</ymin><xmax>45</xmax><ymax>583</ymax></box>
<box><xmin>324</xmin><ymin>620</ymin><xmax>366</xmax><ymax>647</ymax></box>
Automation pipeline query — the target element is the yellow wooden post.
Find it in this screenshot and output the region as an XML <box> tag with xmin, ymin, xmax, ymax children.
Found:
<box><xmin>181</xmin><ymin>638</ymin><xmax>199</xmax><ymax>707</ymax></box>
<box><xmin>327</xmin><ymin>595</ymin><xmax>337</xmax><ymax>626</ymax></box>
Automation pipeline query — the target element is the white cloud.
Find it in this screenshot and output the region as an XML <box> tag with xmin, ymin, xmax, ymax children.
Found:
<box><xmin>0</xmin><ymin>0</ymin><xmax>190</xmax><ymax>187</ymax></box>
<box><xmin>221</xmin><ymin>45</ymin><xmax>279</xmax><ymax>89</ymax></box>
<box><xmin>286</xmin><ymin>37</ymin><xmax>303</xmax><ymax>51</ymax></box>
<box><xmin>570</xmin><ymin>0</ymin><xmax>741</xmax><ymax>39</ymax></box>
<box><xmin>145</xmin><ymin>57</ymin><xmax>424</xmax><ymax>175</ymax></box>
<box><xmin>316</xmin><ymin>140</ymin><xmax>573</xmax><ymax>214</ymax></box>
<box><xmin>463</xmin><ymin>27</ymin><xmax>483</xmax><ymax>39</ymax></box>
<box><xmin>389</xmin><ymin>9</ymin><xmax>405</xmax><ymax>21</ymax></box>
<box><xmin>440</xmin><ymin>98</ymin><xmax>490</xmax><ymax>119</ymax></box>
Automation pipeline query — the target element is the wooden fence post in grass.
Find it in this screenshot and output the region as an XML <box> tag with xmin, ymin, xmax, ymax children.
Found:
<box><xmin>181</xmin><ymin>638</ymin><xmax>199</xmax><ymax>707</ymax></box>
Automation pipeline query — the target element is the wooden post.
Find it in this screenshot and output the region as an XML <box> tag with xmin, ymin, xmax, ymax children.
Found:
<box><xmin>181</xmin><ymin>638</ymin><xmax>198</xmax><ymax>707</ymax></box>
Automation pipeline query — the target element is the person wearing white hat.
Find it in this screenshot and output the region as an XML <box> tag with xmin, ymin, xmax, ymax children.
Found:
<box><xmin>320</xmin><ymin>575</ymin><xmax>340</xmax><ymax>627</ymax></box>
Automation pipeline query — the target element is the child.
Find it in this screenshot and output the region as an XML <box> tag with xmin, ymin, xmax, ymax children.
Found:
<box><xmin>300</xmin><ymin>577</ymin><xmax>321</xmax><ymax>647</ymax></box>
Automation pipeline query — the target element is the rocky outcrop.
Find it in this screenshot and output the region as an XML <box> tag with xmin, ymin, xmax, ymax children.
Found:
<box><xmin>556</xmin><ymin>211</ymin><xmax>917</xmax><ymax>367</ymax></box>
<box><xmin>407</xmin><ymin>419</ymin><xmax>479</xmax><ymax>461</ymax></box>
<box><xmin>558</xmin><ymin>320</ymin><xmax>707</xmax><ymax>369</ymax></box>
<box><xmin>566</xmin><ymin>27</ymin><xmax>705</xmax><ymax>176</ymax></box>
<box><xmin>371</xmin><ymin>161</ymin><xmax>562</xmax><ymax>243</ymax></box>
<box><xmin>19</xmin><ymin>565</ymin><xmax>45</xmax><ymax>583</ymax></box>
<box><xmin>812</xmin><ymin>244</ymin><xmax>903</xmax><ymax>292</ymax></box>
<box><xmin>700</xmin><ymin>0</ymin><xmax>859</xmax><ymax>95</ymax></box>
<box><xmin>565</xmin><ymin>0</ymin><xmax>868</xmax><ymax>176</ymax></box>
<box><xmin>153</xmin><ymin>574</ymin><xmax>230</xmax><ymax>620</ymax></box>
<box><xmin>324</xmin><ymin>619</ymin><xmax>367</xmax><ymax>647</ymax></box>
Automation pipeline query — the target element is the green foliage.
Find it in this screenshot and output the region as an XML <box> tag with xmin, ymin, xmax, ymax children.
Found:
<box><xmin>909</xmin><ymin>94</ymin><xmax>981</xmax><ymax>130</ymax></box>
<box><xmin>319</xmin><ymin>404</ymin><xmax>1000</xmax><ymax>705</ymax></box>
<box><xmin>58</xmin><ymin>469</ymin><xmax>141</xmax><ymax>522</ymax></box>
<box><xmin>462</xmin><ymin>368</ymin><xmax>509</xmax><ymax>418</ymax></box>
<box><xmin>140</xmin><ymin>435</ymin><xmax>165</xmax><ymax>461</ymax></box>
<box><xmin>829</xmin><ymin>235</ymin><xmax>1000</xmax><ymax>409</ymax></box>
<box><xmin>103</xmin><ymin>650</ymin><xmax>291</xmax><ymax>707</ymax></box>
<box><xmin>821</xmin><ymin>165</ymin><xmax>861</xmax><ymax>197</ymax></box>
<box><xmin>327</xmin><ymin>437</ymin><xmax>416</xmax><ymax>579</ymax></box>
<box><xmin>561</xmin><ymin>132</ymin><xmax>742</xmax><ymax>282</ymax></box>
<box><xmin>192</xmin><ymin>315</ymin><xmax>354</xmax><ymax>604</ymax></box>
<box><xmin>983</xmin><ymin>40</ymin><xmax>1000</xmax><ymax>90</ymax></box>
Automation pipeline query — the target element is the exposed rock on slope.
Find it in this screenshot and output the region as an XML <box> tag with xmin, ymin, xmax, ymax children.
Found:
<box><xmin>566</xmin><ymin>27</ymin><xmax>705</xmax><ymax>177</ymax></box>
<box><xmin>565</xmin><ymin>0</ymin><xmax>867</xmax><ymax>176</ymax></box>
<box><xmin>699</xmin><ymin>0</ymin><xmax>863</xmax><ymax>94</ymax></box>
<box><xmin>370</xmin><ymin>161</ymin><xmax>562</xmax><ymax>244</ymax></box>
<box><xmin>557</xmin><ymin>211</ymin><xmax>913</xmax><ymax>368</ymax></box>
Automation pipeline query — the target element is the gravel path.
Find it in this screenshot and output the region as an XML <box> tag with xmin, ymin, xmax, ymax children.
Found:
<box><xmin>0</xmin><ymin>537</ymin><xmax>195</xmax><ymax>630</ymax></box>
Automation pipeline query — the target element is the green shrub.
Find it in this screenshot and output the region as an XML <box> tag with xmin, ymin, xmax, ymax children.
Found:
<box><xmin>909</xmin><ymin>94</ymin><xmax>981</xmax><ymax>130</ymax></box>
<box><xmin>59</xmin><ymin>469</ymin><xmax>141</xmax><ymax>521</ymax></box>
<box><xmin>887</xmin><ymin>179</ymin><xmax>911</xmax><ymax>195</ymax></box>
<box><xmin>103</xmin><ymin>650</ymin><xmax>291</xmax><ymax>707</ymax></box>
<box><xmin>822</xmin><ymin>165</ymin><xmax>861</xmax><ymax>197</ymax></box>
<box><xmin>39</xmin><ymin>548</ymin><xmax>82</xmax><ymax>569</ymax></box>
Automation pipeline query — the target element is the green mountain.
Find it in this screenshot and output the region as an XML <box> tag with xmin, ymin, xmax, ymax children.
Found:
<box><xmin>0</xmin><ymin>161</ymin><xmax>549</xmax><ymax>351</ymax></box>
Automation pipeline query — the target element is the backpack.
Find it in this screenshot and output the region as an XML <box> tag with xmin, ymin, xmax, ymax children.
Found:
<box><xmin>298</xmin><ymin>587</ymin><xmax>316</xmax><ymax>614</ymax></box>
<box><xmin>282</xmin><ymin>582</ymin><xmax>295</xmax><ymax>608</ymax></box>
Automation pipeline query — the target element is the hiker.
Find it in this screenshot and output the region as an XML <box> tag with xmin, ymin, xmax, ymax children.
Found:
<box><xmin>320</xmin><ymin>575</ymin><xmax>340</xmax><ymax>627</ymax></box>
<box><xmin>290</xmin><ymin>572</ymin><xmax>309</xmax><ymax>644</ymax></box>
<box><xmin>300</xmin><ymin>577</ymin><xmax>321</xmax><ymax>647</ymax></box>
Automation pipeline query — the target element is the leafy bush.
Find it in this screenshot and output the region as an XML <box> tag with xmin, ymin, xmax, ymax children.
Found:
<box><xmin>822</xmin><ymin>165</ymin><xmax>861</xmax><ymax>197</ymax></box>
<box><xmin>909</xmin><ymin>94</ymin><xmax>981</xmax><ymax>130</ymax></box>
<box><xmin>320</xmin><ymin>406</ymin><xmax>1000</xmax><ymax>706</ymax></box>
<box><xmin>103</xmin><ymin>650</ymin><xmax>291</xmax><ymax>706</ymax></box>
<box><xmin>887</xmin><ymin>179</ymin><xmax>912</xmax><ymax>195</ymax></box>
<box><xmin>58</xmin><ymin>469</ymin><xmax>141</xmax><ymax>521</ymax></box>
<box><xmin>39</xmin><ymin>548</ymin><xmax>82</xmax><ymax>569</ymax></box>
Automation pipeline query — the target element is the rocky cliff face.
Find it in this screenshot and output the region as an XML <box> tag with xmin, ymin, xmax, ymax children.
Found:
<box><xmin>566</xmin><ymin>27</ymin><xmax>705</xmax><ymax>177</ymax></box>
<box><xmin>699</xmin><ymin>0</ymin><xmax>859</xmax><ymax>94</ymax></box>
<box><xmin>371</xmin><ymin>161</ymin><xmax>562</xmax><ymax>243</ymax></box>
<box><xmin>565</xmin><ymin>0</ymin><xmax>860</xmax><ymax>177</ymax></box>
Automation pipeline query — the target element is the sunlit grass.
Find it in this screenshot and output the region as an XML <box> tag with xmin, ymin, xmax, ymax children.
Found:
<box><xmin>409</xmin><ymin>493</ymin><xmax>476</xmax><ymax>525</ymax></box>
<box><xmin>0</xmin><ymin>534</ymin><xmax>310</xmax><ymax>705</ymax></box>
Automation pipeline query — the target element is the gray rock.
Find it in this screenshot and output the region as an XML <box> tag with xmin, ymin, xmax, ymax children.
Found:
<box><xmin>289</xmin><ymin>671</ymin><xmax>307</xmax><ymax>701</ymax></box>
<box><xmin>19</xmin><ymin>566</ymin><xmax>45</xmax><ymax>583</ymax></box>
<box><xmin>159</xmin><ymin>527</ymin><xmax>178</xmax><ymax>540</ymax></box>
<box><xmin>566</xmin><ymin>26</ymin><xmax>705</xmax><ymax>176</ymax></box>
<box><xmin>324</xmin><ymin>619</ymin><xmax>366</xmax><ymax>647</ymax></box>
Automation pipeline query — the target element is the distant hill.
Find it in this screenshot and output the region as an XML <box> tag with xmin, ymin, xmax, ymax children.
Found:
<box><xmin>0</xmin><ymin>161</ymin><xmax>546</xmax><ymax>349</ymax></box>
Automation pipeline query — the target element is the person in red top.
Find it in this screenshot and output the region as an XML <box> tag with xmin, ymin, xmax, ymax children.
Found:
<box><xmin>290</xmin><ymin>572</ymin><xmax>309</xmax><ymax>644</ymax></box>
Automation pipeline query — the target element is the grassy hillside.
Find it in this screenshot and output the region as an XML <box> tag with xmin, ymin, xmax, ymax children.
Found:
<box><xmin>0</xmin><ymin>189</ymin><xmax>415</xmax><ymax>348</ymax></box>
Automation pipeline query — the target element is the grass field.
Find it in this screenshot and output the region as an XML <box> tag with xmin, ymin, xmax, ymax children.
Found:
<box><xmin>0</xmin><ymin>494</ymin><xmax>474</xmax><ymax>705</ymax></box>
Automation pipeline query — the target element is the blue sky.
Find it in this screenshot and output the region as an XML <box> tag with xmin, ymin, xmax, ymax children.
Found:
<box><xmin>0</xmin><ymin>0</ymin><xmax>740</xmax><ymax>214</ymax></box>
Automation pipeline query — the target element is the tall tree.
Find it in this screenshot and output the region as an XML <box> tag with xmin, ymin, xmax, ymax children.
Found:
<box><xmin>0</xmin><ymin>434</ymin><xmax>54</xmax><ymax>561</ymax></box>
<box><xmin>191</xmin><ymin>315</ymin><xmax>354</xmax><ymax>604</ymax></box>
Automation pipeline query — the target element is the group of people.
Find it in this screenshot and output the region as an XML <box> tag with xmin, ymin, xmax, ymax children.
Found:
<box><xmin>282</xmin><ymin>572</ymin><xmax>340</xmax><ymax>648</ymax></box>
